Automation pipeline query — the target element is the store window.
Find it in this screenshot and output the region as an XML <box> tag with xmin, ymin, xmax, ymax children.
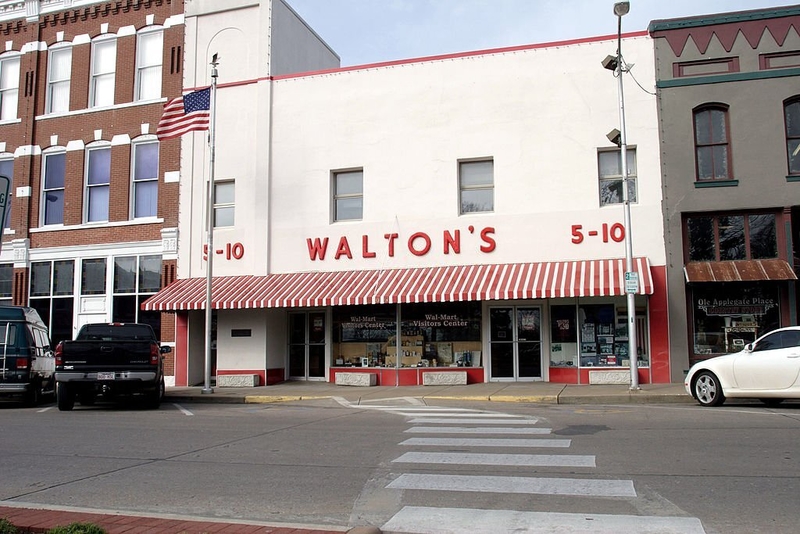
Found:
<box><xmin>0</xmin><ymin>54</ymin><xmax>19</xmax><ymax>121</ymax></box>
<box><xmin>132</xmin><ymin>140</ymin><xmax>159</xmax><ymax>218</ymax></box>
<box><xmin>686</xmin><ymin>212</ymin><xmax>778</xmax><ymax>262</ymax></box>
<box><xmin>29</xmin><ymin>260</ymin><xmax>74</xmax><ymax>345</ymax></box>
<box><xmin>578</xmin><ymin>301</ymin><xmax>648</xmax><ymax>368</ymax></box>
<box><xmin>598</xmin><ymin>148</ymin><xmax>637</xmax><ymax>206</ymax></box>
<box><xmin>785</xmin><ymin>97</ymin><xmax>800</xmax><ymax>176</ymax></box>
<box><xmin>691</xmin><ymin>283</ymin><xmax>779</xmax><ymax>357</ymax></box>
<box><xmin>90</xmin><ymin>37</ymin><xmax>116</xmax><ymax>108</ymax></box>
<box><xmin>86</xmin><ymin>145</ymin><xmax>111</xmax><ymax>223</ymax></box>
<box><xmin>549</xmin><ymin>305</ymin><xmax>578</xmax><ymax>368</ymax></box>
<box><xmin>112</xmin><ymin>255</ymin><xmax>162</xmax><ymax>338</ymax></box>
<box><xmin>135</xmin><ymin>29</ymin><xmax>163</xmax><ymax>101</ymax></box>
<box><xmin>46</xmin><ymin>46</ymin><xmax>71</xmax><ymax>114</ymax></box>
<box><xmin>42</xmin><ymin>151</ymin><xmax>66</xmax><ymax>226</ymax></box>
<box><xmin>333</xmin><ymin>170</ymin><xmax>362</xmax><ymax>222</ymax></box>
<box><xmin>214</xmin><ymin>181</ymin><xmax>235</xmax><ymax>227</ymax></box>
<box><xmin>0</xmin><ymin>156</ymin><xmax>12</xmax><ymax>228</ymax></box>
<box><xmin>459</xmin><ymin>159</ymin><xmax>493</xmax><ymax>214</ymax></box>
<box><xmin>693</xmin><ymin>105</ymin><xmax>732</xmax><ymax>181</ymax></box>
<box><xmin>331</xmin><ymin>302</ymin><xmax>482</xmax><ymax>368</ymax></box>
<box><xmin>81</xmin><ymin>258</ymin><xmax>106</xmax><ymax>295</ymax></box>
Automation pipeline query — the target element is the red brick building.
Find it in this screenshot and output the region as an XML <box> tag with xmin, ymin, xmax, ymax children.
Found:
<box><xmin>0</xmin><ymin>0</ymin><xmax>184</xmax><ymax>379</ymax></box>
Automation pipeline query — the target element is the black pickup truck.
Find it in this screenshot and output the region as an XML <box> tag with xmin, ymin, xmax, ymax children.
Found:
<box><xmin>54</xmin><ymin>323</ymin><xmax>171</xmax><ymax>411</ymax></box>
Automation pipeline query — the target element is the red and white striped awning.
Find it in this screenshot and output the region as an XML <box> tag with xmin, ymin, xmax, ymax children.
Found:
<box><xmin>142</xmin><ymin>258</ymin><xmax>654</xmax><ymax>311</ymax></box>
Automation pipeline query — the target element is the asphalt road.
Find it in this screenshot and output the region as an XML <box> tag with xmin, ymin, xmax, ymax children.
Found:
<box><xmin>1</xmin><ymin>397</ymin><xmax>799</xmax><ymax>533</ymax></box>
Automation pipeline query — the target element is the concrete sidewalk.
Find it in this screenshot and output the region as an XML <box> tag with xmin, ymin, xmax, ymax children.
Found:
<box><xmin>165</xmin><ymin>380</ymin><xmax>693</xmax><ymax>406</ymax></box>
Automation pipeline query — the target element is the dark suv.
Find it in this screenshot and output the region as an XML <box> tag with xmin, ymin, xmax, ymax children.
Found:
<box><xmin>0</xmin><ymin>306</ymin><xmax>55</xmax><ymax>405</ymax></box>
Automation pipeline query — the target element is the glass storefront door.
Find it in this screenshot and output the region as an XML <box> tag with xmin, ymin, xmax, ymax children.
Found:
<box><xmin>288</xmin><ymin>311</ymin><xmax>326</xmax><ymax>380</ymax></box>
<box><xmin>489</xmin><ymin>306</ymin><xmax>542</xmax><ymax>380</ymax></box>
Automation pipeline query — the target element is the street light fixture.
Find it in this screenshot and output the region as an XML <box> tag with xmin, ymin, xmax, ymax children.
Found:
<box><xmin>604</xmin><ymin>1</ymin><xmax>639</xmax><ymax>389</ymax></box>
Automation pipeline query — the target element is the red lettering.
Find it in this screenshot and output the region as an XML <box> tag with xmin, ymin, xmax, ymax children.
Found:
<box><xmin>231</xmin><ymin>242</ymin><xmax>244</xmax><ymax>259</ymax></box>
<box><xmin>306</xmin><ymin>237</ymin><xmax>329</xmax><ymax>260</ymax></box>
<box><xmin>479</xmin><ymin>227</ymin><xmax>496</xmax><ymax>253</ymax></box>
<box><xmin>384</xmin><ymin>233</ymin><xmax>399</xmax><ymax>257</ymax></box>
<box><xmin>335</xmin><ymin>236</ymin><xmax>353</xmax><ymax>259</ymax></box>
<box><xmin>362</xmin><ymin>235</ymin><xmax>376</xmax><ymax>258</ymax></box>
<box><xmin>443</xmin><ymin>230</ymin><xmax>460</xmax><ymax>254</ymax></box>
<box><xmin>408</xmin><ymin>232</ymin><xmax>431</xmax><ymax>256</ymax></box>
<box><xmin>571</xmin><ymin>225</ymin><xmax>584</xmax><ymax>244</ymax></box>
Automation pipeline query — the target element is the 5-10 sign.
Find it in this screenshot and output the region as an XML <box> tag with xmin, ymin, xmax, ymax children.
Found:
<box><xmin>571</xmin><ymin>223</ymin><xmax>625</xmax><ymax>244</ymax></box>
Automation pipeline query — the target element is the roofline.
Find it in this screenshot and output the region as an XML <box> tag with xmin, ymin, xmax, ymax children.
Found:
<box><xmin>649</xmin><ymin>4</ymin><xmax>800</xmax><ymax>33</ymax></box>
<box><xmin>273</xmin><ymin>30</ymin><xmax>650</xmax><ymax>81</ymax></box>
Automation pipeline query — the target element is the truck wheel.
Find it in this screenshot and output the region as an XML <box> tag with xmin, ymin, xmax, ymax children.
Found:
<box><xmin>24</xmin><ymin>381</ymin><xmax>41</xmax><ymax>407</ymax></box>
<box><xmin>56</xmin><ymin>383</ymin><xmax>75</xmax><ymax>411</ymax></box>
<box><xmin>144</xmin><ymin>380</ymin><xmax>163</xmax><ymax>410</ymax></box>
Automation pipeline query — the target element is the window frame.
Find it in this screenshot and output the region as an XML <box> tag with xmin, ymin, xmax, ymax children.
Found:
<box><xmin>693</xmin><ymin>104</ymin><xmax>732</xmax><ymax>182</ymax></box>
<box><xmin>213</xmin><ymin>180</ymin><xmax>235</xmax><ymax>227</ymax></box>
<box><xmin>332</xmin><ymin>169</ymin><xmax>363</xmax><ymax>222</ymax></box>
<box><xmin>0</xmin><ymin>155</ymin><xmax>12</xmax><ymax>229</ymax></box>
<box><xmin>89</xmin><ymin>37</ymin><xmax>117</xmax><ymax>108</ymax></box>
<box><xmin>135</xmin><ymin>28</ymin><xmax>163</xmax><ymax>102</ymax></box>
<box><xmin>0</xmin><ymin>54</ymin><xmax>20</xmax><ymax>121</ymax></box>
<box><xmin>784</xmin><ymin>96</ymin><xmax>800</xmax><ymax>176</ymax></box>
<box><xmin>597</xmin><ymin>147</ymin><xmax>637</xmax><ymax>206</ymax></box>
<box><xmin>684</xmin><ymin>211</ymin><xmax>780</xmax><ymax>262</ymax></box>
<box><xmin>42</xmin><ymin>149</ymin><xmax>66</xmax><ymax>226</ymax></box>
<box><xmin>459</xmin><ymin>159</ymin><xmax>494</xmax><ymax>214</ymax></box>
<box><xmin>46</xmin><ymin>45</ymin><xmax>72</xmax><ymax>114</ymax></box>
<box><xmin>84</xmin><ymin>144</ymin><xmax>111</xmax><ymax>223</ymax></box>
<box><xmin>131</xmin><ymin>138</ymin><xmax>159</xmax><ymax>219</ymax></box>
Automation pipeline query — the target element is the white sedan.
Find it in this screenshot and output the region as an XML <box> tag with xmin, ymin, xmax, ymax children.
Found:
<box><xmin>685</xmin><ymin>326</ymin><xmax>800</xmax><ymax>407</ymax></box>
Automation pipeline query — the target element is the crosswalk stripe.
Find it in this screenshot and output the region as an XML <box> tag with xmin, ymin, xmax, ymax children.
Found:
<box><xmin>400</xmin><ymin>437</ymin><xmax>571</xmax><ymax>448</ymax></box>
<box><xmin>393</xmin><ymin>451</ymin><xmax>595</xmax><ymax>467</ymax></box>
<box><xmin>387</xmin><ymin>473</ymin><xmax>636</xmax><ymax>497</ymax></box>
<box><xmin>405</xmin><ymin>426</ymin><xmax>551</xmax><ymax>434</ymax></box>
<box><xmin>407</xmin><ymin>417</ymin><xmax>539</xmax><ymax>424</ymax></box>
<box><xmin>381</xmin><ymin>506</ymin><xmax>706</xmax><ymax>534</ymax></box>
<box><xmin>397</xmin><ymin>412</ymin><xmax>521</xmax><ymax>418</ymax></box>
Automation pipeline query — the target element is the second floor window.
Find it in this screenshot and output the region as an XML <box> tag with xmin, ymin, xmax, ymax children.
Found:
<box><xmin>0</xmin><ymin>55</ymin><xmax>20</xmax><ymax>121</ymax></box>
<box><xmin>136</xmin><ymin>30</ymin><xmax>163</xmax><ymax>101</ymax></box>
<box><xmin>86</xmin><ymin>146</ymin><xmax>110</xmax><ymax>223</ymax></box>
<box><xmin>213</xmin><ymin>181</ymin><xmax>235</xmax><ymax>227</ymax></box>
<box><xmin>686</xmin><ymin>212</ymin><xmax>777</xmax><ymax>262</ymax></box>
<box><xmin>785</xmin><ymin>97</ymin><xmax>800</xmax><ymax>176</ymax></box>
<box><xmin>0</xmin><ymin>157</ymin><xmax>12</xmax><ymax>228</ymax></box>
<box><xmin>90</xmin><ymin>38</ymin><xmax>116</xmax><ymax>108</ymax></box>
<box><xmin>47</xmin><ymin>47</ymin><xmax>71</xmax><ymax>114</ymax></box>
<box><xmin>459</xmin><ymin>160</ymin><xmax>493</xmax><ymax>214</ymax></box>
<box><xmin>43</xmin><ymin>151</ymin><xmax>66</xmax><ymax>225</ymax></box>
<box><xmin>333</xmin><ymin>170</ymin><xmax>362</xmax><ymax>222</ymax></box>
<box><xmin>694</xmin><ymin>105</ymin><xmax>731</xmax><ymax>181</ymax></box>
<box><xmin>598</xmin><ymin>148</ymin><xmax>637</xmax><ymax>206</ymax></box>
<box><xmin>132</xmin><ymin>141</ymin><xmax>159</xmax><ymax>218</ymax></box>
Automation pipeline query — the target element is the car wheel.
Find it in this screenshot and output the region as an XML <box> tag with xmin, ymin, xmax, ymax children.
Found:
<box><xmin>24</xmin><ymin>382</ymin><xmax>41</xmax><ymax>407</ymax></box>
<box><xmin>759</xmin><ymin>398</ymin><xmax>784</xmax><ymax>407</ymax></box>
<box><xmin>693</xmin><ymin>371</ymin><xmax>725</xmax><ymax>407</ymax></box>
<box><xmin>56</xmin><ymin>383</ymin><xmax>75</xmax><ymax>411</ymax></box>
<box><xmin>144</xmin><ymin>379</ymin><xmax>164</xmax><ymax>410</ymax></box>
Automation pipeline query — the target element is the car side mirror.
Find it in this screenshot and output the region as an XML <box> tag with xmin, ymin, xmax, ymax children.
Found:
<box><xmin>744</xmin><ymin>343</ymin><xmax>754</xmax><ymax>352</ymax></box>
<box><xmin>161</xmin><ymin>346</ymin><xmax>172</xmax><ymax>354</ymax></box>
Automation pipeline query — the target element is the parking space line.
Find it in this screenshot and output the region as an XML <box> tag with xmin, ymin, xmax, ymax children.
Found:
<box><xmin>173</xmin><ymin>403</ymin><xmax>194</xmax><ymax>416</ymax></box>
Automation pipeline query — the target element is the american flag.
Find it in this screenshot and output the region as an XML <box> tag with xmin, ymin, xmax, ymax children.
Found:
<box><xmin>156</xmin><ymin>87</ymin><xmax>211</xmax><ymax>140</ymax></box>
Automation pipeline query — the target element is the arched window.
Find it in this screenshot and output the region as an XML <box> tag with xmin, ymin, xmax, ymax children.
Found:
<box><xmin>693</xmin><ymin>105</ymin><xmax>731</xmax><ymax>181</ymax></box>
<box><xmin>784</xmin><ymin>97</ymin><xmax>800</xmax><ymax>176</ymax></box>
<box><xmin>46</xmin><ymin>44</ymin><xmax>72</xmax><ymax>114</ymax></box>
<box><xmin>135</xmin><ymin>27</ymin><xmax>163</xmax><ymax>101</ymax></box>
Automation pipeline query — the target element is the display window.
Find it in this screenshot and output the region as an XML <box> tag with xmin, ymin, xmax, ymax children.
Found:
<box><xmin>331</xmin><ymin>302</ymin><xmax>482</xmax><ymax>368</ymax></box>
<box><xmin>549</xmin><ymin>299</ymin><xmax>649</xmax><ymax>369</ymax></box>
<box><xmin>691</xmin><ymin>282</ymin><xmax>780</xmax><ymax>357</ymax></box>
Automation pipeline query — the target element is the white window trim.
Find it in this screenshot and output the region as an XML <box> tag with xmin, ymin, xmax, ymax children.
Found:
<box><xmin>130</xmin><ymin>137</ymin><xmax>159</xmax><ymax>219</ymax></box>
<box><xmin>41</xmin><ymin>148</ymin><xmax>67</xmax><ymax>227</ymax></box>
<box><xmin>0</xmin><ymin>53</ymin><xmax>21</xmax><ymax>121</ymax></box>
<box><xmin>46</xmin><ymin>45</ymin><xmax>72</xmax><ymax>114</ymax></box>
<box><xmin>89</xmin><ymin>36</ymin><xmax>117</xmax><ymax>108</ymax></box>
<box><xmin>84</xmin><ymin>142</ymin><xmax>111</xmax><ymax>223</ymax></box>
<box><xmin>135</xmin><ymin>28</ymin><xmax>163</xmax><ymax>102</ymax></box>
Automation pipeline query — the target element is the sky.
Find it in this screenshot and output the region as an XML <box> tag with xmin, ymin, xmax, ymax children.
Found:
<box><xmin>286</xmin><ymin>0</ymin><xmax>800</xmax><ymax>66</ymax></box>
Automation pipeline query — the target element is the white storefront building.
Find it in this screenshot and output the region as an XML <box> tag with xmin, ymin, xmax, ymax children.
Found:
<box><xmin>145</xmin><ymin>0</ymin><xmax>674</xmax><ymax>386</ymax></box>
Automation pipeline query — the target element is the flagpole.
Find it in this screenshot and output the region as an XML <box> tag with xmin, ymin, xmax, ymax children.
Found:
<box><xmin>202</xmin><ymin>55</ymin><xmax>219</xmax><ymax>395</ymax></box>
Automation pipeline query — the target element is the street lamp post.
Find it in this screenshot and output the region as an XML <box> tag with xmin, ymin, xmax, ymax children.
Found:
<box><xmin>606</xmin><ymin>1</ymin><xmax>639</xmax><ymax>389</ymax></box>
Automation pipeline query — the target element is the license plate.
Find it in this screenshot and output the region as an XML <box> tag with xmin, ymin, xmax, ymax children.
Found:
<box><xmin>97</xmin><ymin>372</ymin><xmax>115</xmax><ymax>380</ymax></box>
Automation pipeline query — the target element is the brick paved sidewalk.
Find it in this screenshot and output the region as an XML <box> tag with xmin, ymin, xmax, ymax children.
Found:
<box><xmin>0</xmin><ymin>505</ymin><xmax>348</xmax><ymax>534</ymax></box>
